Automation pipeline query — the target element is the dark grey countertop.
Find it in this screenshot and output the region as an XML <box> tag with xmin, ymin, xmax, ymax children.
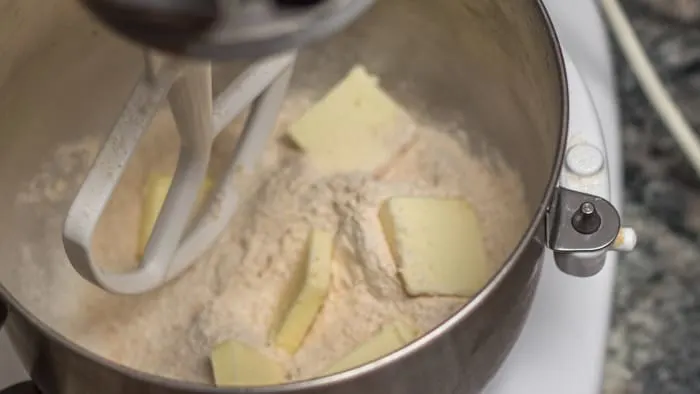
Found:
<box><xmin>604</xmin><ymin>1</ymin><xmax>700</xmax><ymax>393</ymax></box>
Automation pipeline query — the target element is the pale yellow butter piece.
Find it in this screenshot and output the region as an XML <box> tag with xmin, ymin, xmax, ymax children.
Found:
<box><xmin>211</xmin><ymin>340</ymin><xmax>286</xmax><ymax>387</ymax></box>
<box><xmin>325</xmin><ymin>320</ymin><xmax>420</xmax><ymax>375</ymax></box>
<box><xmin>379</xmin><ymin>197</ymin><xmax>491</xmax><ymax>298</ymax></box>
<box><xmin>286</xmin><ymin>65</ymin><xmax>415</xmax><ymax>175</ymax></box>
<box><xmin>271</xmin><ymin>229</ymin><xmax>333</xmax><ymax>354</ymax></box>
<box><xmin>138</xmin><ymin>173</ymin><xmax>212</xmax><ymax>258</ymax></box>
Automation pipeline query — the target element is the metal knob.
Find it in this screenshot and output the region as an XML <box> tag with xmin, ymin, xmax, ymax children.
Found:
<box><xmin>571</xmin><ymin>201</ymin><xmax>602</xmax><ymax>235</ymax></box>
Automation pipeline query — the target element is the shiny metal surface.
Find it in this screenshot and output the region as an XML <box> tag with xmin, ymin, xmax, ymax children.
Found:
<box><xmin>79</xmin><ymin>0</ymin><xmax>376</xmax><ymax>59</ymax></box>
<box><xmin>547</xmin><ymin>188</ymin><xmax>621</xmax><ymax>277</ymax></box>
<box><xmin>0</xmin><ymin>0</ymin><xmax>567</xmax><ymax>393</ymax></box>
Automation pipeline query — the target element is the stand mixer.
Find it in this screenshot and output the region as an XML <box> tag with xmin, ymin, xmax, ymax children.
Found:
<box><xmin>0</xmin><ymin>1</ymin><xmax>642</xmax><ymax>392</ymax></box>
<box><xmin>63</xmin><ymin>0</ymin><xmax>375</xmax><ymax>294</ymax></box>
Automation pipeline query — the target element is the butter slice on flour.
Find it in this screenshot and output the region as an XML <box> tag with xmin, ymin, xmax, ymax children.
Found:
<box><xmin>210</xmin><ymin>340</ymin><xmax>286</xmax><ymax>386</ymax></box>
<box><xmin>287</xmin><ymin>65</ymin><xmax>415</xmax><ymax>175</ymax></box>
<box><xmin>271</xmin><ymin>229</ymin><xmax>333</xmax><ymax>354</ymax></box>
<box><xmin>379</xmin><ymin>197</ymin><xmax>491</xmax><ymax>298</ymax></box>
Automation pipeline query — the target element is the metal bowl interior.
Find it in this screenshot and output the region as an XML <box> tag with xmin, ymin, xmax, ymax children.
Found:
<box><xmin>0</xmin><ymin>0</ymin><xmax>566</xmax><ymax>390</ymax></box>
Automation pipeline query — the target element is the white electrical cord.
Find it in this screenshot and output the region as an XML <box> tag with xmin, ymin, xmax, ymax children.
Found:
<box><xmin>599</xmin><ymin>0</ymin><xmax>700</xmax><ymax>177</ymax></box>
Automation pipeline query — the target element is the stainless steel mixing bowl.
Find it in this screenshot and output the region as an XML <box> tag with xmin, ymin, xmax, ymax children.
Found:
<box><xmin>0</xmin><ymin>0</ymin><xmax>571</xmax><ymax>393</ymax></box>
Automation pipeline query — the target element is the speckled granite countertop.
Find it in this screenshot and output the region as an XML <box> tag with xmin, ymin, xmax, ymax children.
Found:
<box><xmin>604</xmin><ymin>1</ymin><xmax>700</xmax><ymax>393</ymax></box>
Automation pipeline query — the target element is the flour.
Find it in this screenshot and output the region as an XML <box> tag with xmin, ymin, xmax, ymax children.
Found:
<box><xmin>11</xmin><ymin>97</ymin><xmax>529</xmax><ymax>384</ymax></box>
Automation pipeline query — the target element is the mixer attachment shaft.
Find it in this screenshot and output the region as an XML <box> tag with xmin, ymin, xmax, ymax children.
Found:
<box><xmin>63</xmin><ymin>52</ymin><xmax>296</xmax><ymax>294</ymax></box>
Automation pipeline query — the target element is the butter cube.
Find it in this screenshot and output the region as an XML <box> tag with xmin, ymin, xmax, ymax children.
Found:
<box><xmin>379</xmin><ymin>197</ymin><xmax>491</xmax><ymax>298</ymax></box>
<box><xmin>271</xmin><ymin>229</ymin><xmax>333</xmax><ymax>354</ymax></box>
<box><xmin>325</xmin><ymin>320</ymin><xmax>420</xmax><ymax>375</ymax></box>
<box><xmin>287</xmin><ymin>65</ymin><xmax>415</xmax><ymax>175</ymax></box>
<box><xmin>211</xmin><ymin>340</ymin><xmax>286</xmax><ymax>386</ymax></box>
<box><xmin>138</xmin><ymin>173</ymin><xmax>212</xmax><ymax>258</ymax></box>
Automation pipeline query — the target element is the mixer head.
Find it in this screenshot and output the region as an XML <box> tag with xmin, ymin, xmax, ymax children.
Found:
<box><xmin>80</xmin><ymin>0</ymin><xmax>375</xmax><ymax>59</ymax></box>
